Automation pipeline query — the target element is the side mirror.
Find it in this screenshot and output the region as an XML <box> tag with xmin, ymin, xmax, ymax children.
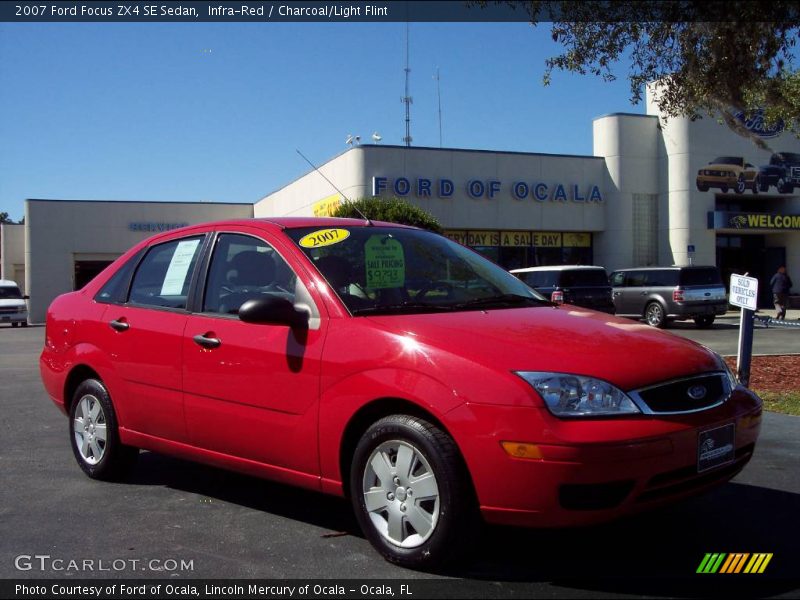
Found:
<box><xmin>23</xmin><ymin>295</ymin><xmax>30</xmax><ymax>300</ymax></box>
<box><xmin>238</xmin><ymin>296</ymin><xmax>307</xmax><ymax>328</ymax></box>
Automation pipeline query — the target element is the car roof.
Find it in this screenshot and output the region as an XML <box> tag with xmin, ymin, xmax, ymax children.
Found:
<box><xmin>509</xmin><ymin>265</ymin><xmax>606</xmax><ymax>273</ymax></box>
<box><xmin>0</xmin><ymin>279</ymin><xmax>21</xmax><ymax>287</ymax></box>
<box><xmin>612</xmin><ymin>265</ymin><xmax>718</xmax><ymax>272</ymax></box>
<box><xmin>203</xmin><ymin>217</ymin><xmax>418</xmax><ymax>230</ymax></box>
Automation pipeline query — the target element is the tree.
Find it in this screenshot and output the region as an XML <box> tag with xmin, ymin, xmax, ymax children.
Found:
<box><xmin>331</xmin><ymin>197</ymin><xmax>444</xmax><ymax>233</ymax></box>
<box><xmin>0</xmin><ymin>212</ymin><xmax>11</xmax><ymax>224</ymax></box>
<box><xmin>480</xmin><ymin>1</ymin><xmax>800</xmax><ymax>149</ymax></box>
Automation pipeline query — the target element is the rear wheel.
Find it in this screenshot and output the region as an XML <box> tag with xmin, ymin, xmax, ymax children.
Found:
<box><xmin>69</xmin><ymin>379</ymin><xmax>138</xmax><ymax>480</ymax></box>
<box><xmin>735</xmin><ymin>176</ymin><xmax>746</xmax><ymax>194</ymax></box>
<box><xmin>350</xmin><ymin>415</ymin><xmax>478</xmax><ymax>569</ymax></box>
<box><xmin>645</xmin><ymin>302</ymin><xmax>667</xmax><ymax>328</ymax></box>
<box><xmin>693</xmin><ymin>315</ymin><xmax>715</xmax><ymax>328</ymax></box>
<box><xmin>21</xmin><ymin>321</ymin><xmax>28</xmax><ymax>328</ymax></box>
<box><xmin>11</xmin><ymin>322</ymin><xmax>18</xmax><ymax>328</ymax></box>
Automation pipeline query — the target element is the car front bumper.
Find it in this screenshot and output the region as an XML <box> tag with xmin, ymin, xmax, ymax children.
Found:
<box><xmin>448</xmin><ymin>387</ymin><xmax>762</xmax><ymax>527</ymax></box>
<box><xmin>0</xmin><ymin>311</ymin><xmax>27</xmax><ymax>324</ymax></box>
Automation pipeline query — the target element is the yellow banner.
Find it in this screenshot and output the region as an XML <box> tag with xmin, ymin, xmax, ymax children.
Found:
<box><xmin>563</xmin><ymin>232</ymin><xmax>591</xmax><ymax>247</ymax></box>
<box><xmin>466</xmin><ymin>230</ymin><xmax>501</xmax><ymax>247</ymax></box>
<box><xmin>500</xmin><ymin>231</ymin><xmax>532</xmax><ymax>247</ymax></box>
<box><xmin>444</xmin><ymin>230</ymin><xmax>468</xmax><ymax>245</ymax></box>
<box><xmin>532</xmin><ymin>232</ymin><xmax>562</xmax><ymax>247</ymax></box>
<box><xmin>312</xmin><ymin>194</ymin><xmax>341</xmax><ymax>218</ymax></box>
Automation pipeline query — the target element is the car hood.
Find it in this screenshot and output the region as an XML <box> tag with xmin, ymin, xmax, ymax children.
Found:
<box><xmin>0</xmin><ymin>299</ymin><xmax>26</xmax><ymax>309</ymax></box>
<box><xmin>705</xmin><ymin>163</ymin><xmax>742</xmax><ymax>171</ymax></box>
<box><xmin>366</xmin><ymin>305</ymin><xmax>722</xmax><ymax>392</ymax></box>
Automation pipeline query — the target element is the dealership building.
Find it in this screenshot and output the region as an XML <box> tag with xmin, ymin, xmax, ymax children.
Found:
<box><xmin>3</xmin><ymin>89</ymin><xmax>800</xmax><ymax>323</ymax></box>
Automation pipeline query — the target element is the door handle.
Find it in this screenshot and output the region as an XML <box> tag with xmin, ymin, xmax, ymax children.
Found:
<box><xmin>193</xmin><ymin>333</ymin><xmax>221</xmax><ymax>349</ymax></box>
<box><xmin>109</xmin><ymin>319</ymin><xmax>129</xmax><ymax>332</ymax></box>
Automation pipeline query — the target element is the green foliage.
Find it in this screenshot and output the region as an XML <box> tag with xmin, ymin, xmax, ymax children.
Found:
<box><xmin>0</xmin><ymin>212</ymin><xmax>11</xmax><ymax>224</ymax></box>
<box><xmin>331</xmin><ymin>197</ymin><xmax>444</xmax><ymax>233</ymax></box>
<box><xmin>473</xmin><ymin>1</ymin><xmax>800</xmax><ymax>148</ymax></box>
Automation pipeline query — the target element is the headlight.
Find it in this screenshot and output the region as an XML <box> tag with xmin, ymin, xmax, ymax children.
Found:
<box><xmin>515</xmin><ymin>371</ymin><xmax>640</xmax><ymax>417</ymax></box>
<box><xmin>717</xmin><ymin>355</ymin><xmax>739</xmax><ymax>392</ymax></box>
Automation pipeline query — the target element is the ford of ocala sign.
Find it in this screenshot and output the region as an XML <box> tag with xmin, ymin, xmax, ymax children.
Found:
<box><xmin>372</xmin><ymin>177</ymin><xmax>603</xmax><ymax>203</ymax></box>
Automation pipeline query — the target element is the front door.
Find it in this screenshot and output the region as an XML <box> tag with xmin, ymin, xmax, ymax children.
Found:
<box><xmin>182</xmin><ymin>230</ymin><xmax>327</xmax><ymax>478</ymax></box>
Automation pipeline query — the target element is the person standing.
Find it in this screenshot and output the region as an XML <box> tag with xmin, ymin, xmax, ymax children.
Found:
<box><xmin>769</xmin><ymin>266</ymin><xmax>793</xmax><ymax>320</ymax></box>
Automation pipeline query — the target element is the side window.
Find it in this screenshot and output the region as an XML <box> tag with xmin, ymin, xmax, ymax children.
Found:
<box><xmin>94</xmin><ymin>249</ymin><xmax>144</xmax><ymax>304</ymax></box>
<box><xmin>627</xmin><ymin>272</ymin><xmax>649</xmax><ymax>287</ymax></box>
<box><xmin>128</xmin><ymin>237</ymin><xmax>204</xmax><ymax>310</ymax></box>
<box><xmin>203</xmin><ymin>233</ymin><xmax>297</xmax><ymax>315</ymax></box>
<box><xmin>610</xmin><ymin>272</ymin><xmax>626</xmax><ymax>287</ymax></box>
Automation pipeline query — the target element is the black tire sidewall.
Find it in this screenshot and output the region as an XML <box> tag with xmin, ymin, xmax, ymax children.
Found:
<box><xmin>69</xmin><ymin>378</ymin><xmax>133</xmax><ymax>480</ymax></box>
<box><xmin>349</xmin><ymin>415</ymin><xmax>473</xmax><ymax>569</ymax></box>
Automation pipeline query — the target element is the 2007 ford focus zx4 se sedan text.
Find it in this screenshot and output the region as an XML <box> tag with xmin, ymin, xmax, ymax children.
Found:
<box><xmin>40</xmin><ymin>217</ymin><xmax>762</xmax><ymax>568</ymax></box>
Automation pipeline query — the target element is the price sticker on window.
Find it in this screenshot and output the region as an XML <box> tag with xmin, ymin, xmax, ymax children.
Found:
<box><xmin>365</xmin><ymin>235</ymin><xmax>405</xmax><ymax>289</ymax></box>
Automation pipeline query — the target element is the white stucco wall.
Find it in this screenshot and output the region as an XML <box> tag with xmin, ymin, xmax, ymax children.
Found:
<box><xmin>25</xmin><ymin>200</ymin><xmax>253</xmax><ymax>323</ymax></box>
<box><xmin>1</xmin><ymin>223</ymin><xmax>26</xmax><ymax>293</ymax></box>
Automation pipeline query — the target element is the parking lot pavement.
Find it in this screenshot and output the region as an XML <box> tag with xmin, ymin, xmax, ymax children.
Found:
<box><xmin>1</xmin><ymin>326</ymin><xmax>798</xmax><ymax>597</ymax></box>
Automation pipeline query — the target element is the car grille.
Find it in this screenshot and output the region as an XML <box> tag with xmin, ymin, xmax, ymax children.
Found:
<box><xmin>629</xmin><ymin>373</ymin><xmax>729</xmax><ymax>414</ymax></box>
<box><xmin>702</xmin><ymin>169</ymin><xmax>731</xmax><ymax>177</ymax></box>
<box><xmin>792</xmin><ymin>166</ymin><xmax>800</xmax><ymax>179</ymax></box>
<box><xmin>0</xmin><ymin>307</ymin><xmax>20</xmax><ymax>314</ymax></box>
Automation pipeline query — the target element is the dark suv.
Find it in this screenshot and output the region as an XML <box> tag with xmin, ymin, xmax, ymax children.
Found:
<box><xmin>758</xmin><ymin>152</ymin><xmax>800</xmax><ymax>194</ymax></box>
<box><xmin>609</xmin><ymin>266</ymin><xmax>727</xmax><ymax>328</ymax></box>
<box><xmin>510</xmin><ymin>265</ymin><xmax>615</xmax><ymax>313</ymax></box>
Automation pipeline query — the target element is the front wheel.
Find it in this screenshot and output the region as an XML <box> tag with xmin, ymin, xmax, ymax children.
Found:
<box><xmin>645</xmin><ymin>302</ymin><xmax>667</xmax><ymax>328</ymax></box>
<box><xmin>69</xmin><ymin>379</ymin><xmax>138</xmax><ymax>480</ymax></box>
<box><xmin>350</xmin><ymin>415</ymin><xmax>478</xmax><ymax>569</ymax></box>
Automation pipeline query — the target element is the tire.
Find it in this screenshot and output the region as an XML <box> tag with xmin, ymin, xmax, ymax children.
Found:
<box><xmin>350</xmin><ymin>415</ymin><xmax>478</xmax><ymax>569</ymax></box>
<box><xmin>21</xmin><ymin>322</ymin><xmax>28</xmax><ymax>328</ymax></box>
<box><xmin>11</xmin><ymin>322</ymin><xmax>18</xmax><ymax>328</ymax></box>
<box><xmin>759</xmin><ymin>179</ymin><xmax>769</xmax><ymax>193</ymax></box>
<box><xmin>69</xmin><ymin>378</ymin><xmax>138</xmax><ymax>481</ymax></box>
<box><xmin>735</xmin><ymin>176</ymin><xmax>746</xmax><ymax>194</ymax></box>
<box><xmin>777</xmin><ymin>177</ymin><xmax>792</xmax><ymax>194</ymax></box>
<box><xmin>696</xmin><ymin>183</ymin><xmax>708</xmax><ymax>192</ymax></box>
<box><xmin>693</xmin><ymin>315</ymin><xmax>715</xmax><ymax>328</ymax></box>
<box><xmin>751</xmin><ymin>176</ymin><xmax>760</xmax><ymax>194</ymax></box>
<box><xmin>720</xmin><ymin>185</ymin><xmax>729</xmax><ymax>193</ymax></box>
<box><xmin>644</xmin><ymin>302</ymin><xmax>667</xmax><ymax>328</ymax></box>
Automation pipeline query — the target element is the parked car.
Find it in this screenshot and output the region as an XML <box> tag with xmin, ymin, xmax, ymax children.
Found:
<box><xmin>0</xmin><ymin>279</ymin><xmax>29</xmax><ymax>327</ymax></box>
<box><xmin>40</xmin><ymin>219</ymin><xmax>761</xmax><ymax>568</ymax></box>
<box><xmin>696</xmin><ymin>156</ymin><xmax>759</xmax><ymax>194</ymax></box>
<box><xmin>757</xmin><ymin>152</ymin><xmax>800</xmax><ymax>194</ymax></box>
<box><xmin>509</xmin><ymin>265</ymin><xmax>615</xmax><ymax>313</ymax></box>
<box><xmin>609</xmin><ymin>266</ymin><xmax>728</xmax><ymax>328</ymax></box>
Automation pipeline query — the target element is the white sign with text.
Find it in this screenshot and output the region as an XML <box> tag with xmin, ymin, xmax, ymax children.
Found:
<box><xmin>729</xmin><ymin>274</ymin><xmax>759</xmax><ymax>311</ymax></box>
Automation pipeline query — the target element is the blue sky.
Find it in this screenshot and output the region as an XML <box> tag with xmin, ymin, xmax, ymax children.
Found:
<box><xmin>0</xmin><ymin>22</ymin><xmax>638</xmax><ymax>220</ymax></box>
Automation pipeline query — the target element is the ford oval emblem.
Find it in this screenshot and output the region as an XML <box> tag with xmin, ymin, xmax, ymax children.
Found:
<box><xmin>688</xmin><ymin>385</ymin><xmax>708</xmax><ymax>400</ymax></box>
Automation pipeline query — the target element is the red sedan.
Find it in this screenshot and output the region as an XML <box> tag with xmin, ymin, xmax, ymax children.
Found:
<box><xmin>40</xmin><ymin>217</ymin><xmax>762</xmax><ymax>568</ymax></box>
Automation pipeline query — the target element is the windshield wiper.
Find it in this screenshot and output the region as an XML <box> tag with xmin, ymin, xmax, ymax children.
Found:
<box><xmin>351</xmin><ymin>302</ymin><xmax>457</xmax><ymax>316</ymax></box>
<box><xmin>452</xmin><ymin>294</ymin><xmax>552</xmax><ymax>309</ymax></box>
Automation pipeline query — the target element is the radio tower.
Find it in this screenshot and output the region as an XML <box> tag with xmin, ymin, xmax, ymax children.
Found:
<box><xmin>402</xmin><ymin>22</ymin><xmax>412</xmax><ymax>147</ymax></box>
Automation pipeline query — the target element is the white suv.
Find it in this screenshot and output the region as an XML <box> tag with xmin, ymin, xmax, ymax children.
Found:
<box><xmin>0</xmin><ymin>280</ymin><xmax>29</xmax><ymax>327</ymax></box>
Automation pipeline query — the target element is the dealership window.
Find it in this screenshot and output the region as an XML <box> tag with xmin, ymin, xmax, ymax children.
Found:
<box><xmin>445</xmin><ymin>230</ymin><xmax>593</xmax><ymax>269</ymax></box>
<box><xmin>633</xmin><ymin>193</ymin><xmax>658</xmax><ymax>266</ymax></box>
<box><xmin>128</xmin><ymin>236</ymin><xmax>204</xmax><ymax>310</ymax></box>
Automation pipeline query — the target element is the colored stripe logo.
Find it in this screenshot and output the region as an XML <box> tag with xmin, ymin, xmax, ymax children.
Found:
<box><xmin>697</xmin><ymin>553</ymin><xmax>773</xmax><ymax>574</ymax></box>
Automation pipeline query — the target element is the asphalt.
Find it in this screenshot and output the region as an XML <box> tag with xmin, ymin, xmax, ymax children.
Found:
<box><xmin>1</xmin><ymin>326</ymin><xmax>798</xmax><ymax>598</ymax></box>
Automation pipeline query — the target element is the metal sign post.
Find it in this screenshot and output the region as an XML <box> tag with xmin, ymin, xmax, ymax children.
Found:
<box><xmin>687</xmin><ymin>244</ymin><xmax>695</xmax><ymax>266</ymax></box>
<box><xmin>729</xmin><ymin>274</ymin><xmax>759</xmax><ymax>387</ymax></box>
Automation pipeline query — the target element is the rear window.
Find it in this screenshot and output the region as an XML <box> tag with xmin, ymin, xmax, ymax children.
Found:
<box><xmin>0</xmin><ymin>285</ymin><xmax>22</xmax><ymax>300</ymax></box>
<box><xmin>520</xmin><ymin>271</ymin><xmax>559</xmax><ymax>288</ymax></box>
<box><xmin>559</xmin><ymin>270</ymin><xmax>609</xmax><ymax>287</ymax></box>
<box><xmin>679</xmin><ymin>268</ymin><xmax>723</xmax><ymax>286</ymax></box>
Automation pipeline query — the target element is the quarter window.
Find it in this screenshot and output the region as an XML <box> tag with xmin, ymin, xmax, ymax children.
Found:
<box><xmin>128</xmin><ymin>237</ymin><xmax>204</xmax><ymax>309</ymax></box>
<box><xmin>203</xmin><ymin>234</ymin><xmax>297</xmax><ymax>315</ymax></box>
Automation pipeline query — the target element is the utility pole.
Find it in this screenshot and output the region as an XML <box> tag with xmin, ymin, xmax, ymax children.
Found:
<box><xmin>435</xmin><ymin>67</ymin><xmax>443</xmax><ymax>147</ymax></box>
<box><xmin>402</xmin><ymin>22</ymin><xmax>412</xmax><ymax>147</ymax></box>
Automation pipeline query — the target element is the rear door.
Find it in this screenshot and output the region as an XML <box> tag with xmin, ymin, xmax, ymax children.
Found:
<box><xmin>98</xmin><ymin>233</ymin><xmax>207</xmax><ymax>442</ymax></box>
<box><xmin>181</xmin><ymin>228</ymin><xmax>328</xmax><ymax>478</ymax></box>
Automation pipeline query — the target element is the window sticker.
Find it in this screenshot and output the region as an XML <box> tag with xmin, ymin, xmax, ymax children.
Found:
<box><xmin>160</xmin><ymin>239</ymin><xmax>200</xmax><ymax>295</ymax></box>
<box><xmin>298</xmin><ymin>228</ymin><xmax>350</xmax><ymax>249</ymax></box>
<box><xmin>365</xmin><ymin>234</ymin><xmax>405</xmax><ymax>289</ymax></box>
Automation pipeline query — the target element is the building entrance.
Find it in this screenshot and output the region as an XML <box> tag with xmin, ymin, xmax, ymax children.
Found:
<box><xmin>716</xmin><ymin>234</ymin><xmax>785</xmax><ymax>308</ymax></box>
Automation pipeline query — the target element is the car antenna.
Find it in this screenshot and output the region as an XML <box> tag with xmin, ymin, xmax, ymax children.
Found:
<box><xmin>296</xmin><ymin>149</ymin><xmax>374</xmax><ymax>226</ymax></box>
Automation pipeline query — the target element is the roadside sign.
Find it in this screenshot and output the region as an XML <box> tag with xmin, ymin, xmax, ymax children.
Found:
<box><xmin>729</xmin><ymin>274</ymin><xmax>758</xmax><ymax>311</ymax></box>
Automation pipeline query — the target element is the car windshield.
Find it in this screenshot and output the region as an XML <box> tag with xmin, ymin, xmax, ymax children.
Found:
<box><xmin>712</xmin><ymin>156</ymin><xmax>744</xmax><ymax>166</ymax></box>
<box><xmin>774</xmin><ymin>153</ymin><xmax>800</xmax><ymax>163</ymax></box>
<box><xmin>286</xmin><ymin>226</ymin><xmax>549</xmax><ymax>315</ymax></box>
<box><xmin>0</xmin><ymin>285</ymin><xmax>23</xmax><ymax>300</ymax></box>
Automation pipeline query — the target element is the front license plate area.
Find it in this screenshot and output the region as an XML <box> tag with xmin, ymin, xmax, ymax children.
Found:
<box><xmin>698</xmin><ymin>423</ymin><xmax>736</xmax><ymax>473</ymax></box>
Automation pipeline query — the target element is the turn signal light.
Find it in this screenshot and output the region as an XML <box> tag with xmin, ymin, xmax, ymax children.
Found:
<box><xmin>501</xmin><ymin>442</ymin><xmax>543</xmax><ymax>460</ymax></box>
<box><xmin>551</xmin><ymin>290</ymin><xmax>564</xmax><ymax>305</ymax></box>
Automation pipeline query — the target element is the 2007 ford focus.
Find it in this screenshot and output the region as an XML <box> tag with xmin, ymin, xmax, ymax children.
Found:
<box><xmin>41</xmin><ymin>217</ymin><xmax>762</xmax><ymax>568</ymax></box>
